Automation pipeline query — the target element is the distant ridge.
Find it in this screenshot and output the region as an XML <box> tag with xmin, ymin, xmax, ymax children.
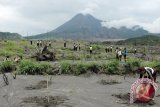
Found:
<box><xmin>26</xmin><ymin>13</ymin><xmax>150</xmax><ymax>40</ymax></box>
<box><xmin>0</xmin><ymin>32</ymin><xmax>22</xmax><ymax>40</ymax></box>
<box><xmin>117</xmin><ymin>35</ymin><xmax>160</xmax><ymax>45</ymax></box>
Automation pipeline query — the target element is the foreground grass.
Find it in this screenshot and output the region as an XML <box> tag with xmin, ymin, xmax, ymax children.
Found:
<box><xmin>0</xmin><ymin>58</ymin><xmax>153</xmax><ymax>75</ymax></box>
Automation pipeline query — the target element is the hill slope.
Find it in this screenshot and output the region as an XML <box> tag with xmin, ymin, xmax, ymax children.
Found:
<box><xmin>0</xmin><ymin>32</ymin><xmax>22</xmax><ymax>39</ymax></box>
<box><xmin>117</xmin><ymin>35</ymin><xmax>160</xmax><ymax>45</ymax></box>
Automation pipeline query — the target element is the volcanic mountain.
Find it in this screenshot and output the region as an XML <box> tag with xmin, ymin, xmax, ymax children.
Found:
<box><xmin>26</xmin><ymin>13</ymin><xmax>149</xmax><ymax>40</ymax></box>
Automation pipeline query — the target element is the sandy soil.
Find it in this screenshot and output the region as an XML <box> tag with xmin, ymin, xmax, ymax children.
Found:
<box><xmin>0</xmin><ymin>74</ymin><xmax>160</xmax><ymax>107</ymax></box>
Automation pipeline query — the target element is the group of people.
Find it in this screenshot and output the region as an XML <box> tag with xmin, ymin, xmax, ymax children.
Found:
<box><xmin>36</xmin><ymin>40</ymin><xmax>42</xmax><ymax>47</ymax></box>
<box><xmin>73</xmin><ymin>43</ymin><xmax>80</xmax><ymax>51</ymax></box>
<box><xmin>33</xmin><ymin>40</ymin><xmax>52</xmax><ymax>47</ymax></box>
<box><xmin>105</xmin><ymin>47</ymin><xmax>112</xmax><ymax>53</ymax></box>
<box><xmin>115</xmin><ymin>47</ymin><xmax>127</xmax><ymax>62</ymax></box>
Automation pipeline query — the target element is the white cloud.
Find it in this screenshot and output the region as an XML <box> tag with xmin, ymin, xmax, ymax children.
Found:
<box><xmin>0</xmin><ymin>0</ymin><xmax>160</xmax><ymax>36</ymax></box>
<box><xmin>80</xmin><ymin>2</ymin><xmax>99</xmax><ymax>14</ymax></box>
<box><xmin>102</xmin><ymin>17</ymin><xmax>160</xmax><ymax>33</ymax></box>
<box><xmin>144</xmin><ymin>18</ymin><xmax>160</xmax><ymax>33</ymax></box>
<box><xmin>0</xmin><ymin>5</ymin><xmax>16</xmax><ymax>20</ymax></box>
<box><xmin>102</xmin><ymin>18</ymin><xmax>142</xmax><ymax>29</ymax></box>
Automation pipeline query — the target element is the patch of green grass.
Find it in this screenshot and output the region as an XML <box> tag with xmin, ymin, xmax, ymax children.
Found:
<box><xmin>18</xmin><ymin>60</ymin><xmax>52</xmax><ymax>75</ymax></box>
<box><xmin>0</xmin><ymin>61</ymin><xmax>15</xmax><ymax>73</ymax></box>
<box><xmin>0</xmin><ymin>41</ymin><xmax>24</xmax><ymax>56</ymax></box>
<box><xmin>60</xmin><ymin>60</ymin><xmax>119</xmax><ymax>75</ymax></box>
<box><xmin>106</xmin><ymin>60</ymin><xmax>119</xmax><ymax>74</ymax></box>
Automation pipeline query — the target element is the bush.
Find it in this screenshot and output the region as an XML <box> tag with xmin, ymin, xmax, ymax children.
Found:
<box><xmin>153</xmin><ymin>62</ymin><xmax>160</xmax><ymax>73</ymax></box>
<box><xmin>60</xmin><ymin>62</ymin><xmax>102</xmax><ymax>75</ymax></box>
<box><xmin>18</xmin><ymin>60</ymin><xmax>52</xmax><ymax>75</ymax></box>
<box><xmin>124</xmin><ymin>59</ymin><xmax>141</xmax><ymax>74</ymax></box>
<box><xmin>0</xmin><ymin>61</ymin><xmax>15</xmax><ymax>73</ymax></box>
<box><xmin>87</xmin><ymin>63</ymin><xmax>101</xmax><ymax>74</ymax></box>
<box><xmin>106</xmin><ymin>60</ymin><xmax>119</xmax><ymax>74</ymax></box>
<box><xmin>92</xmin><ymin>44</ymin><xmax>101</xmax><ymax>50</ymax></box>
<box><xmin>141</xmin><ymin>61</ymin><xmax>157</xmax><ymax>67</ymax></box>
<box><xmin>60</xmin><ymin>62</ymin><xmax>72</xmax><ymax>74</ymax></box>
<box><xmin>61</xmin><ymin>62</ymin><xmax>88</xmax><ymax>75</ymax></box>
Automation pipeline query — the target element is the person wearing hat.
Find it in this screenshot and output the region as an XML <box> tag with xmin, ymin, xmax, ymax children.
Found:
<box><xmin>136</xmin><ymin>67</ymin><xmax>157</xmax><ymax>82</ymax></box>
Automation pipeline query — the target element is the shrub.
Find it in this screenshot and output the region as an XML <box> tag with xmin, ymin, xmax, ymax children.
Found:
<box><xmin>0</xmin><ymin>61</ymin><xmax>15</xmax><ymax>73</ymax></box>
<box><xmin>37</xmin><ymin>62</ymin><xmax>53</xmax><ymax>75</ymax></box>
<box><xmin>153</xmin><ymin>62</ymin><xmax>160</xmax><ymax>73</ymax></box>
<box><xmin>106</xmin><ymin>60</ymin><xmax>119</xmax><ymax>74</ymax></box>
<box><xmin>92</xmin><ymin>44</ymin><xmax>101</xmax><ymax>50</ymax></box>
<box><xmin>18</xmin><ymin>60</ymin><xmax>52</xmax><ymax>75</ymax></box>
<box><xmin>60</xmin><ymin>62</ymin><xmax>101</xmax><ymax>75</ymax></box>
<box><xmin>72</xmin><ymin>63</ymin><xmax>88</xmax><ymax>75</ymax></box>
<box><xmin>141</xmin><ymin>61</ymin><xmax>157</xmax><ymax>68</ymax></box>
<box><xmin>60</xmin><ymin>62</ymin><xmax>72</xmax><ymax>74</ymax></box>
<box><xmin>124</xmin><ymin>59</ymin><xmax>141</xmax><ymax>74</ymax></box>
<box><xmin>87</xmin><ymin>63</ymin><xmax>101</xmax><ymax>74</ymax></box>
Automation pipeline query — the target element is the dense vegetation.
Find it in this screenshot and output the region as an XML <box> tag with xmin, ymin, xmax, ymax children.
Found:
<box><xmin>1</xmin><ymin>58</ymin><xmax>160</xmax><ymax>75</ymax></box>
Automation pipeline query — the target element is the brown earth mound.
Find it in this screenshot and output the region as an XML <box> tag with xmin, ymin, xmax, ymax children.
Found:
<box><xmin>20</xmin><ymin>95</ymin><xmax>72</xmax><ymax>107</ymax></box>
<box><xmin>25</xmin><ymin>80</ymin><xmax>52</xmax><ymax>90</ymax></box>
<box><xmin>98</xmin><ymin>79</ymin><xmax>121</xmax><ymax>85</ymax></box>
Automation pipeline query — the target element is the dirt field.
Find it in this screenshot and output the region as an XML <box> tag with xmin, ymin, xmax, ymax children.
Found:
<box><xmin>0</xmin><ymin>74</ymin><xmax>160</xmax><ymax>107</ymax></box>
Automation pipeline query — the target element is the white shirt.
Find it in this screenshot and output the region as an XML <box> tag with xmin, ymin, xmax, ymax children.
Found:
<box><xmin>118</xmin><ymin>51</ymin><xmax>122</xmax><ymax>56</ymax></box>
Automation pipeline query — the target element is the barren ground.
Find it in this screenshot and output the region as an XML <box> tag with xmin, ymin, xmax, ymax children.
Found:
<box><xmin>0</xmin><ymin>74</ymin><xmax>160</xmax><ymax>107</ymax></box>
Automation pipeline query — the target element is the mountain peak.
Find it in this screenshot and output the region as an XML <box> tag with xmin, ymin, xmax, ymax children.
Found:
<box><xmin>72</xmin><ymin>13</ymin><xmax>100</xmax><ymax>21</ymax></box>
<box><xmin>53</xmin><ymin>13</ymin><xmax>102</xmax><ymax>33</ymax></box>
<box><xmin>75</xmin><ymin>13</ymin><xmax>93</xmax><ymax>17</ymax></box>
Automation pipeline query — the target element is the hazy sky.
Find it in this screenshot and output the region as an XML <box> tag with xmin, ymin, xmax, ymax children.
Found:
<box><xmin>0</xmin><ymin>0</ymin><xmax>160</xmax><ymax>36</ymax></box>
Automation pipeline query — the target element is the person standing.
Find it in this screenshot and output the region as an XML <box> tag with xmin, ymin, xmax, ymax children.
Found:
<box><xmin>37</xmin><ymin>41</ymin><xmax>39</xmax><ymax>47</ymax></box>
<box><xmin>75</xmin><ymin>44</ymin><xmax>78</xmax><ymax>51</ymax></box>
<box><xmin>64</xmin><ymin>41</ymin><xmax>66</xmax><ymax>47</ymax></box>
<box><xmin>90</xmin><ymin>46</ymin><xmax>93</xmax><ymax>54</ymax></box>
<box><xmin>30</xmin><ymin>41</ymin><xmax>33</xmax><ymax>45</ymax></box>
<box><xmin>118</xmin><ymin>48</ymin><xmax>122</xmax><ymax>61</ymax></box>
<box><xmin>115</xmin><ymin>47</ymin><xmax>119</xmax><ymax>60</ymax></box>
<box><xmin>73</xmin><ymin>43</ymin><xmax>76</xmax><ymax>50</ymax></box>
<box><xmin>110</xmin><ymin>46</ymin><xmax>113</xmax><ymax>52</ymax></box>
<box><xmin>48</xmin><ymin>41</ymin><xmax>51</xmax><ymax>47</ymax></box>
<box><xmin>134</xmin><ymin>49</ymin><xmax>137</xmax><ymax>54</ymax></box>
<box><xmin>123</xmin><ymin>48</ymin><xmax>127</xmax><ymax>62</ymax></box>
<box><xmin>79</xmin><ymin>44</ymin><xmax>81</xmax><ymax>51</ymax></box>
<box><xmin>40</xmin><ymin>40</ymin><xmax>42</xmax><ymax>47</ymax></box>
<box><xmin>105</xmin><ymin>48</ymin><xmax>108</xmax><ymax>53</ymax></box>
